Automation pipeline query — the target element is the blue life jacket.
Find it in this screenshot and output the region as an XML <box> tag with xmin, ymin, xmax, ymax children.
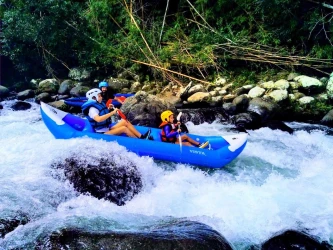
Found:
<box><xmin>82</xmin><ymin>100</ymin><xmax>111</xmax><ymax>131</ymax></box>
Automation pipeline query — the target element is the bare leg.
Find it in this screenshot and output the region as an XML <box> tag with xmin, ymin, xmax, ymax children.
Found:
<box><xmin>174</xmin><ymin>135</ymin><xmax>198</xmax><ymax>147</ymax></box>
<box><xmin>175</xmin><ymin>141</ymin><xmax>193</xmax><ymax>147</ymax></box>
<box><xmin>111</xmin><ymin>120</ymin><xmax>142</xmax><ymax>138</ymax></box>
<box><xmin>105</xmin><ymin>125</ymin><xmax>137</xmax><ymax>138</ymax></box>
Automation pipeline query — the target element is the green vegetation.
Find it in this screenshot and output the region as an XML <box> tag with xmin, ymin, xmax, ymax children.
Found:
<box><xmin>1</xmin><ymin>0</ymin><xmax>333</xmax><ymax>85</ymax></box>
<box><xmin>285</xmin><ymin>99</ymin><xmax>333</xmax><ymax>121</ymax></box>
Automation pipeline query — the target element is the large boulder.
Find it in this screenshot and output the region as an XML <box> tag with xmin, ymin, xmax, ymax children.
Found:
<box><xmin>327</xmin><ymin>73</ymin><xmax>333</xmax><ymax>99</ymax></box>
<box><xmin>17</xmin><ymin>89</ymin><xmax>35</xmax><ymax>100</ymax></box>
<box><xmin>39</xmin><ymin>220</ymin><xmax>233</xmax><ymax>250</ymax></box>
<box><xmin>38</xmin><ymin>79</ymin><xmax>59</xmax><ymax>94</ymax></box>
<box><xmin>0</xmin><ymin>86</ymin><xmax>10</xmax><ymax>99</ymax></box>
<box><xmin>58</xmin><ymin>80</ymin><xmax>75</xmax><ymax>95</ymax></box>
<box><xmin>261</xmin><ymin>230</ymin><xmax>331</xmax><ymax>250</ymax></box>
<box><xmin>247</xmin><ymin>97</ymin><xmax>280</xmax><ymax>122</ymax></box>
<box><xmin>10</xmin><ymin>101</ymin><xmax>32</xmax><ymax>111</ymax></box>
<box><xmin>107</xmin><ymin>78</ymin><xmax>131</xmax><ymax>93</ymax></box>
<box><xmin>295</xmin><ymin>75</ymin><xmax>325</xmax><ymax>94</ymax></box>
<box><xmin>321</xmin><ymin>109</ymin><xmax>333</xmax><ymax>127</ymax></box>
<box><xmin>51</xmin><ymin>150</ymin><xmax>143</xmax><ymax>206</ymax></box>
<box><xmin>69</xmin><ymin>86</ymin><xmax>90</xmax><ymax>97</ymax></box>
<box><xmin>0</xmin><ymin>212</ymin><xmax>29</xmax><ymax>238</ymax></box>
<box><xmin>121</xmin><ymin>91</ymin><xmax>173</xmax><ymax>127</ymax></box>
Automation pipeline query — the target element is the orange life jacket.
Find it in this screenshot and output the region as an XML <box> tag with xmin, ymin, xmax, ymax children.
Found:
<box><xmin>159</xmin><ymin>121</ymin><xmax>177</xmax><ymax>143</ymax></box>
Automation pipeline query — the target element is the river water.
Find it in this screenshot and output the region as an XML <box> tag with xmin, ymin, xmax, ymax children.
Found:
<box><xmin>1</xmin><ymin>100</ymin><xmax>333</xmax><ymax>249</ymax></box>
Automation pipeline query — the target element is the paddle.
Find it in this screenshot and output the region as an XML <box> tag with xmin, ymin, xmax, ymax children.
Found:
<box><xmin>114</xmin><ymin>108</ymin><xmax>128</xmax><ymax>123</ymax></box>
<box><xmin>177</xmin><ymin>112</ymin><xmax>183</xmax><ymax>152</ymax></box>
<box><xmin>107</xmin><ymin>100</ymin><xmax>127</xmax><ymax>122</ymax></box>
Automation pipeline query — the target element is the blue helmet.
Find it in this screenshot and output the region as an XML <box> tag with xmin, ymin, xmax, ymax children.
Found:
<box><xmin>99</xmin><ymin>81</ymin><xmax>108</xmax><ymax>88</ymax></box>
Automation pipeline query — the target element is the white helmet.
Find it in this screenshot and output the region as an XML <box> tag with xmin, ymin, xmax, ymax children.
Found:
<box><xmin>86</xmin><ymin>88</ymin><xmax>102</xmax><ymax>100</ymax></box>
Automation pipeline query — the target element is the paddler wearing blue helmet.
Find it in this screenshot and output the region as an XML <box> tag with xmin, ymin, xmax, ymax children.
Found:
<box><xmin>98</xmin><ymin>81</ymin><xmax>115</xmax><ymax>103</ymax></box>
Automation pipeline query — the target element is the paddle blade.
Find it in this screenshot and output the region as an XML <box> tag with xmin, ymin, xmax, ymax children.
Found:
<box><xmin>106</xmin><ymin>99</ymin><xmax>112</xmax><ymax>107</ymax></box>
<box><xmin>117</xmin><ymin>110</ymin><xmax>127</xmax><ymax>120</ymax></box>
<box><xmin>177</xmin><ymin>112</ymin><xmax>182</xmax><ymax>121</ymax></box>
<box><xmin>178</xmin><ymin>134</ymin><xmax>182</xmax><ymax>153</ymax></box>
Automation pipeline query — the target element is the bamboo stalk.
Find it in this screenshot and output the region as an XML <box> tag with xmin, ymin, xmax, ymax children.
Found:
<box><xmin>131</xmin><ymin>59</ymin><xmax>212</xmax><ymax>84</ymax></box>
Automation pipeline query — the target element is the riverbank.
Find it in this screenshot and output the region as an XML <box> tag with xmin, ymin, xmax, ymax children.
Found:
<box><xmin>1</xmin><ymin>68</ymin><xmax>333</xmax><ymax>130</ymax></box>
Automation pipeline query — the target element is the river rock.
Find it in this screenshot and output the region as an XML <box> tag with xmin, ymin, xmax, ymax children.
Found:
<box><xmin>295</xmin><ymin>75</ymin><xmax>325</xmax><ymax>94</ymax></box>
<box><xmin>0</xmin><ymin>213</ymin><xmax>29</xmax><ymax>238</ymax></box>
<box><xmin>35</xmin><ymin>92</ymin><xmax>52</xmax><ymax>104</ymax></box>
<box><xmin>179</xmin><ymin>81</ymin><xmax>195</xmax><ymax>101</ymax></box>
<box><xmin>17</xmin><ymin>89</ymin><xmax>35</xmax><ymax>101</ymax></box>
<box><xmin>178</xmin><ymin>107</ymin><xmax>227</xmax><ymax>125</ymax></box>
<box><xmin>327</xmin><ymin>73</ymin><xmax>333</xmax><ymax>99</ymax></box>
<box><xmin>187</xmin><ymin>92</ymin><xmax>211</xmax><ymax>103</ymax></box>
<box><xmin>58</xmin><ymin>80</ymin><xmax>75</xmax><ymax>95</ymax></box>
<box><xmin>321</xmin><ymin>109</ymin><xmax>333</xmax><ymax>127</ymax></box>
<box><xmin>247</xmin><ymin>97</ymin><xmax>279</xmax><ymax>122</ymax></box>
<box><xmin>248</xmin><ymin>86</ymin><xmax>265</xmax><ymax>98</ymax></box>
<box><xmin>107</xmin><ymin>78</ymin><xmax>131</xmax><ymax>92</ymax></box>
<box><xmin>232</xmin><ymin>94</ymin><xmax>249</xmax><ymax>112</ymax></box>
<box><xmin>40</xmin><ymin>220</ymin><xmax>233</xmax><ymax>250</ymax></box>
<box><xmin>69</xmin><ymin>85</ymin><xmax>90</xmax><ymax>97</ymax></box>
<box><xmin>51</xmin><ymin>151</ymin><xmax>142</xmax><ymax>206</ymax></box>
<box><xmin>10</xmin><ymin>101</ymin><xmax>32</xmax><ymax>111</ymax></box>
<box><xmin>38</xmin><ymin>79</ymin><xmax>59</xmax><ymax>94</ymax></box>
<box><xmin>121</xmin><ymin>91</ymin><xmax>173</xmax><ymax>127</ymax></box>
<box><xmin>298</xmin><ymin>96</ymin><xmax>315</xmax><ymax>105</ymax></box>
<box><xmin>261</xmin><ymin>230</ymin><xmax>331</xmax><ymax>250</ymax></box>
<box><xmin>0</xmin><ymin>85</ymin><xmax>10</xmax><ymax>98</ymax></box>
<box><xmin>267</xmin><ymin>89</ymin><xmax>288</xmax><ymax>103</ymax></box>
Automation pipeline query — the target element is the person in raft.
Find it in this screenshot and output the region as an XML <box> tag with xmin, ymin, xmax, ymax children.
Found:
<box><xmin>98</xmin><ymin>81</ymin><xmax>125</xmax><ymax>106</ymax></box>
<box><xmin>82</xmin><ymin>88</ymin><xmax>151</xmax><ymax>139</ymax></box>
<box><xmin>159</xmin><ymin>110</ymin><xmax>209</xmax><ymax>148</ymax></box>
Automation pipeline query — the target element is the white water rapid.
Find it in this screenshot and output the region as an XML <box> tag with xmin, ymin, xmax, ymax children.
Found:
<box><xmin>1</xmin><ymin>100</ymin><xmax>333</xmax><ymax>249</ymax></box>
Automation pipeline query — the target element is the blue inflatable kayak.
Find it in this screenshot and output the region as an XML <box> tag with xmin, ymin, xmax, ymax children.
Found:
<box><xmin>64</xmin><ymin>93</ymin><xmax>134</xmax><ymax>108</ymax></box>
<box><xmin>40</xmin><ymin>102</ymin><xmax>247</xmax><ymax>168</ymax></box>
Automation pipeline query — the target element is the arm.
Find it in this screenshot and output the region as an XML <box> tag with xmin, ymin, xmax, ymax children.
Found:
<box><xmin>164</xmin><ymin>125</ymin><xmax>178</xmax><ymax>139</ymax></box>
<box><xmin>90</xmin><ymin>107</ymin><xmax>118</xmax><ymax>122</ymax></box>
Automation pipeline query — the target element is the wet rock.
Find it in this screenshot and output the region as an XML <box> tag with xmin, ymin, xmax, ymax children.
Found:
<box><xmin>58</xmin><ymin>80</ymin><xmax>75</xmax><ymax>95</ymax></box>
<box><xmin>40</xmin><ymin>220</ymin><xmax>233</xmax><ymax>250</ymax></box>
<box><xmin>121</xmin><ymin>91</ymin><xmax>173</xmax><ymax>127</ymax></box>
<box><xmin>69</xmin><ymin>86</ymin><xmax>90</xmax><ymax>97</ymax></box>
<box><xmin>321</xmin><ymin>109</ymin><xmax>333</xmax><ymax>127</ymax></box>
<box><xmin>232</xmin><ymin>94</ymin><xmax>249</xmax><ymax>112</ymax></box>
<box><xmin>52</xmin><ymin>152</ymin><xmax>142</xmax><ymax>206</ymax></box>
<box><xmin>262</xmin><ymin>120</ymin><xmax>294</xmax><ymax>134</ymax></box>
<box><xmin>35</xmin><ymin>92</ymin><xmax>52</xmax><ymax>104</ymax></box>
<box><xmin>17</xmin><ymin>89</ymin><xmax>35</xmax><ymax>101</ymax></box>
<box><xmin>179</xmin><ymin>81</ymin><xmax>195</xmax><ymax>101</ymax></box>
<box><xmin>108</xmin><ymin>78</ymin><xmax>131</xmax><ymax>92</ymax></box>
<box><xmin>0</xmin><ymin>213</ymin><xmax>29</xmax><ymax>238</ymax></box>
<box><xmin>295</xmin><ymin>75</ymin><xmax>325</xmax><ymax>95</ymax></box>
<box><xmin>231</xmin><ymin>112</ymin><xmax>262</xmax><ymax>130</ymax></box>
<box><xmin>261</xmin><ymin>230</ymin><xmax>331</xmax><ymax>250</ymax></box>
<box><xmin>231</xmin><ymin>112</ymin><xmax>293</xmax><ymax>134</ymax></box>
<box><xmin>0</xmin><ymin>86</ymin><xmax>10</xmax><ymax>98</ymax></box>
<box><xmin>187</xmin><ymin>92</ymin><xmax>211</xmax><ymax>103</ymax></box>
<box><xmin>38</xmin><ymin>79</ymin><xmax>59</xmax><ymax>94</ymax></box>
<box><xmin>10</xmin><ymin>101</ymin><xmax>32</xmax><ymax>111</ymax></box>
<box><xmin>178</xmin><ymin>107</ymin><xmax>227</xmax><ymax>125</ymax></box>
<box><xmin>247</xmin><ymin>97</ymin><xmax>279</xmax><ymax>122</ymax></box>
<box><xmin>222</xmin><ymin>103</ymin><xmax>237</xmax><ymax>116</ymax></box>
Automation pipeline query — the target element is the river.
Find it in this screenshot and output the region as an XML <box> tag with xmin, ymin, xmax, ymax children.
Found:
<box><xmin>1</xmin><ymin>99</ymin><xmax>333</xmax><ymax>249</ymax></box>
